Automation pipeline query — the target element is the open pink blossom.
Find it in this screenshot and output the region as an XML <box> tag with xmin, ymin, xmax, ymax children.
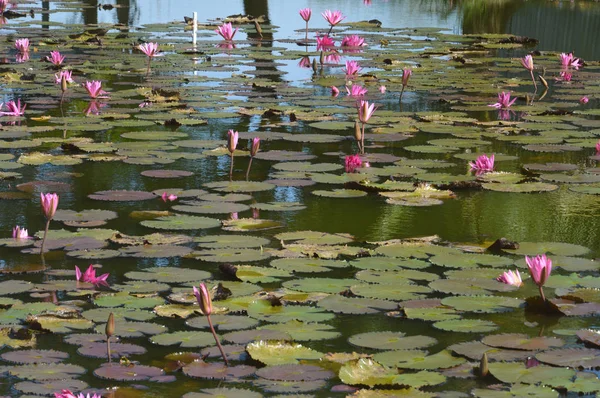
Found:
<box><xmin>215</xmin><ymin>22</ymin><xmax>238</xmax><ymax>41</ymax></box>
<box><xmin>75</xmin><ymin>264</ymin><xmax>109</xmax><ymax>287</ymax></box>
<box><xmin>299</xmin><ymin>8</ymin><xmax>311</xmax><ymax>22</ymax></box>
<box><xmin>12</xmin><ymin>225</ymin><xmax>28</xmax><ymax>239</ymax></box>
<box><xmin>469</xmin><ymin>154</ymin><xmax>494</xmax><ymax>173</ymax></box>
<box><xmin>1</xmin><ymin>99</ymin><xmax>26</xmax><ymax>116</ymax></box>
<box><xmin>559</xmin><ymin>52</ymin><xmax>582</xmax><ymax>69</ymax></box>
<box><xmin>83</xmin><ymin>81</ymin><xmax>108</xmax><ymax>99</ymax></box>
<box><xmin>489</xmin><ymin>92</ymin><xmax>517</xmax><ymax>109</ymax></box>
<box><xmin>138</xmin><ymin>42</ymin><xmax>160</xmax><ymax>58</ymax></box>
<box><xmin>316</xmin><ymin>35</ymin><xmax>335</xmax><ymax>50</ymax></box>
<box><xmin>496</xmin><ymin>270</ymin><xmax>522</xmax><ymax>287</ymax></box>
<box><xmin>344</xmin><ymin>60</ymin><xmax>361</xmax><ymax>76</ymax></box>
<box><xmin>161</xmin><ymin>192</ymin><xmax>177</xmax><ymax>202</ymax></box>
<box><xmin>580</xmin><ymin>96</ymin><xmax>589</xmax><ymax>104</ymax></box>
<box><xmin>46</xmin><ymin>51</ymin><xmax>64</xmax><ymax>66</ymax></box>
<box><xmin>341</xmin><ymin>35</ymin><xmax>366</xmax><ymax>48</ymax></box>
<box><xmin>54</xmin><ymin>389</ymin><xmax>101</xmax><ymax>398</ymax></box>
<box><xmin>520</xmin><ymin>54</ymin><xmax>534</xmax><ymax>71</ymax></box>
<box><xmin>322</xmin><ymin>10</ymin><xmax>345</xmax><ymax>26</ymax></box>
<box><xmin>346</xmin><ymin>84</ymin><xmax>368</xmax><ymax>97</ymax></box>
<box><xmin>14</xmin><ymin>38</ymin><xmax>29</xmax><ymax>53</ymax></box>
<box><xmin>331</xmin><ymin>86</ymin><xmax>339</xmax><ymax>97</ymax></box>
<box><xmin>55</xmin><ymin>70</ymin><xmax>74</xmax><ymax>85</ymax></box>
<box><xmin>345</xmin><ymin>154</ymin><xmax>362</xmax><ymax>173</ymax></box>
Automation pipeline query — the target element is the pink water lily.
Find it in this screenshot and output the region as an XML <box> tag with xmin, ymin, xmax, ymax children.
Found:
<box><xmin>595</xmin><ymin>140</ymin><xmax>600</xmax><ymax>154</ymax></box>
<box><xmin>298</xmin><ymin>56</ymin><xmax>311</xmax><ymax>68</ymax></box>
<box><xmin>402</xmin><ymin>68</ymin><xmax>412</xmax><ymax>87</ymax></box>
<box><xmin>324</xmin><ymin>52</ymin><xmax>341</xmax><ymax>64</ymax></box>
<box><xmin>559</xmin><ymin>52</ymin><xmax>582</xmax><ymax>69</ymax></box>
<box><xmin>358</xmin><ymin>100</ymin><xmax>377</xmax><ymax>124</ymax></box>
<box><xmin>75</xmin><ymin>264</ymin><xmax>110</xmax><ymax>287</ymax></box>
<box><xmin>215</xmin><ymin>22</ymin><xmax>238</xmax><ymax>41</ymax></box>
<box><xmin>345</xmin><ymin>154</ymin><xmax>362</xmax><ymax>173</ymax></box>
<box><xmin>316</xmin><ymin>35</ymin><xmax>335</xmax><ymax>50</ymax></box>
<box><xmin>469</xmin><ymin>154</ymin><xmax>494</xmax><ymax>174</ymax></box>
<box><xmin>12</xmin><ymin>225</ymin><xmax>28</xmax><ymax>239</ymax></box>
<box><xmin>193</xmin><ymin>283</ymin><xmax>229</xmax><ymax>365</ymax></box>
<box><xmin>83</xmin><ymin>81</ymin><xmax>108</xmax><ymax>99</ymax></box>
<box><xmin>489</xmin><ymin>92</ymin><xmax>517</xmax><ymax>109</ymax></box>
<box><xmin>331</xmin><ymin>86</ymin><xmax>340</xmax><ymax>97</ymax></box>
<box><xmin>346</xmin><ymin>84</ymin><xmax>368</xmax><ymax>97</ymax></box>
<box><xmin>161</xmin><ymin>192</ymin><xmax>177</xmax><ymax>202</ymax></box>
<box><xmin>54</xmin><ymin>390</ymin><xmax>101</xmax><ymax>398</ymax></box>
<box><xmin>55</xmin><ymin>70</ymin><xmax>74</xmax><ymax>85</ymax></box>
<box><xmin>299</xmin><ymin>8</ymin><xmax>311</xmax><ymax>22</ymax></box>
<box><xmin>14</xmin><ymin>38</ymin><xmax>29</xmax><ymax>53</ymax></box>
<box><xmin>580</xmin><ymin>96</ymin><xmax>589</xmax><ymax>104</ymax></box>
<box><xmin>0</xmin><ymin>0</ymin><xmax>8</xmax><ymax>14</ymax></box>
<box><xmin>558</xmin><ymin>71</ymin><xmax>572</xmax><ymax>82</ymax></box>
<box><xmin>526</xmin><ymin>254</ymin><xmax>552</xmax><ymax>302</ymax></box>
<box><xmin>15</xmin><ymin>52</ymin><xmax>29</xmax><ymax>63</ymax></box>
<box><xmin>1</xmin><ymin>99</ymin><xmax>26</xmax><ymax>116</ymax></box>
<box><xmin>344</xmin><ymin>60</ymin><xmax>361</xmax><ymax>76</ymax></box>
<box><xmin>322</xmin><ymin>10</ymin><xmax>345</xmax><ymax>27</ymax></box>
<box><xmin>520</xmin><ymin>54</ymin><xmax>537</xmax><ymax>89</ymax></box>
<box><xmin>250</xmin><ymin>137</ymin><xmax>260</xmax><ymax>157</ymax></box>
<box><xmin>227</xmin><ymin>129</ymin><xmax>239</xmax><ymax>154</ymax></box>
<box><xmin>496</xmin><ymin>270</ymin><xmax>522</xmax><ymax>287</ymax></box>
<box><xmin>46</xmin><ymin>51</ymin><xmax>64</xmax><ymax>66</ymax></box>
<box><xmin>341</xmin><ymin>35</ymin><xmax>366</xmax><ymax>48</ymax></box>
<box><xmin>138</xmin><ymin>42</ymin><xmax>160</xmax><ymax>58</ymax></box>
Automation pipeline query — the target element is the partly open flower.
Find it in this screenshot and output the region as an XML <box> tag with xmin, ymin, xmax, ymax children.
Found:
<box><xmin>83</xmin><ymin>81</ymin><xmax>108</xmax><ymax>99</ymax></box>
<box><xmin>299</xmin><ymin>8</ymin><xmax>311</xmax><ymax>22</ymax></box>
<box><xmin>161</xmin><ymin>192</ymin><xmax>177</xmax><ymax>202</ymax></box>
<box><xmin>379</xmin><ymin>85</ymin><xmax>386</xmax><ymax>94</ymax></box>
<box><xmin>580</xmin><ymin>96</ymin><xmax>589</xmax><ymax>104</ymax></box>
<box><xmin>331</xmin><ymin>86</ymin><xmax>340</xmax><ymax>97</ymax></box>
<box><xmin>138</xmin><ymin>42</ymin><xmax>160</xmax><ymax>58</ymax></box>
<box><xmin>55</xmin><ymin>70</ymin><xmax>74</xmax><ymax>85</ymax></box>
<box><xmin>322</xmin><ymin>10</ymin><xmax>345</xmax><ymax>26</ymax></box>
<box><xmin>75</xmin><ymin>264</ymin><xmax>110</xmax><ymax>287</ymax></box>
<box><xmin>469</xmin><ymin>154</ymin><xmax>494</xmax><ymax>173</ymax></box>
<box><xmin>520</xmin><ymin>54</ymin><xmax>534</xmax><ymax>71</ymax></box>
<box><xmin>2</xmin><ymin>99</ymin><xmax>26</xmax><ymax>116</ymax></box>
<box><xmin>595</xmin><ymin>139</ymin><xmax>600</xmax><ymax>154</ymax></box>
<box><xmin>12</xmin><ymin>226</ymin><xmax>28</xmax><ymax>239</ymax></box>
<box><xmin>525</xmin><ymin>254</ymin><xmax>552</xmax><ymax>287</ymax></box>
<box><xmin>345</xmin><ymin>154</ymin><xmax>362</xmax><ymax>173</ymax></box>
<box><xmin>298</xmin><ymin>56</ymin><xmax>311</xmax><ymax>68</ymax></box>
<box><xmin>346</xmin><ymin>84</ymin><xmax>368</xmax><ymax>97</ymax></box>
<box><xmin>496</xmin><ymin>270</ymin><xmax>522</xmax><ymax>287</ymax></box>
<box><xmin>215</xmin><ymin>22</ymin><xmax>238</xmax><ymax>41</ymax></box>
<box><xmin>14</xmin><ymin>38</ymin><xmax>29</xmax><ymax>53</ymax></box>
<box><xmin>357</xmin><ymin>100</ymin><xmax>377</xmax><ymax>123</ymax></box>
<box><xmin>227</xmin><ymin>129</ymin><xmax>239</xmax><ymax>154</ymax></box>
<box><xmin>250</xmin><ymin>137</ymin><xmax>260</xmax><ymax>157</ymax></box>
<box><xmin>40</xmin><ymin>192</ymin><xmax>59</xmax><ymax>220</ymax></box>
<box><xmin>316</xmin><ymin>35</ymin><xmax>335</xmax><ymax>50</ymax></box>
<box><xmin>489</xmin><ymin>92</ymin><xmax>517</xmax><ymax>109</ymax></box>
<box><xmin>402</xmin><ymin>68</ymin><xmax>412</xmax><ymax>87</ymax></box>
<box><xmin>46</xmin><ymin>51</ymin><xmax>65</xmax><ymax>66</ymax></box>
<box><xmin>344</xmin><ymin>60</ymin><xmax>361</xmax><ymax>76</ymax></box>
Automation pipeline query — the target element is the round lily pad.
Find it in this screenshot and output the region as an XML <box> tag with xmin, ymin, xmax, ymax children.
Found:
<box><xmin>222</xmin><ymin>218</ymin><xmax>283</xmax><ymax>231</ymax></box>
<box><xmin>433</xmin><ymin>319</ymin><xmax>498</xmax><ymax>333</ymax></box>
<box><xmin>312</xmin><ymin>189</ymin><xmax>368</xmax><ymax>198</ymax></box>
<box><xmin>482</xmin><ymin>334</ymin><xmax>564</xmax><ymax>351</ymax></box>
<box><xmin>204</xmin><ymin>181</ymin><xmax>275</xmax><ymax>193</ymax></box>
<box><xmin>187</xmin><ymin>315</ymin><xmax>259</xmax><ymax>331</ymax></box>
<box><xmin>173</xmin><ymin>201</ymin><xmax>250</xmax><ymax>214</ymax></box>
<box><xmin>182</xmin><ymin>361</ymin><xmax>257</xmax><ymax>379</ymax></box>
<box><xmin>94</xmin><ymin>363</ymin><xmax>164</xmax><ymax>381</ymax></box>
<box><xmin>349</xmin><ymin>331</ymin><xmax>437</xmax><ymax>350</ymax></box>
<box><xmin>1</xmin><ymin>349</ymin><xmax>68</xmax><ymax>364</ymax></box>
<box><xmin>247</xmin><ymin>340</ymin><xmax>323</xmax><ymax>366</ymax></box>
<box><xmin>141</xmin><ymin>215</ymin><xmax>221</xmax><ymax>230</ymax></box>
<box><xmin>124</xmin><ymin>267</ymin><xmax>211</xmax><ymax>283</ymax></box>
<box><xmin>88</xmin><ymin>190</ymin><xmax>156</xmax><ymax>201</ymax></box>
<box><xmin>255</xmin><ymin>364</ymin><xmax>334</xmax><ymax>381</ymax></box>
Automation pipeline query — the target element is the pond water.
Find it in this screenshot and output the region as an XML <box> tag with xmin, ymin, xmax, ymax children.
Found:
<box><xmin>0</xmin><ymin>0</ymin><xmax>599</xmax><ymax>397</ymax></box>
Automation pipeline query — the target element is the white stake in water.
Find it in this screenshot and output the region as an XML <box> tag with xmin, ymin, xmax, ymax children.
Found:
<box><xmin>192</xmin><ymin>12</ymin><xmax>198</xmax><ymax>47</ymax></box>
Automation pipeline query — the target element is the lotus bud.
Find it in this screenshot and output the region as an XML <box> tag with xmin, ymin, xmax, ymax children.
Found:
<box><xmin>311</xmin><ymin>58</ymin><xmax>317</xmax><ymax>73</ymax></box>
<box><xmin>193</xmin><ymin>283</ymin><xmax>213</xmax><ymax>315</ymax></box>
<box><xmin>319</xmin><ymin>51</ymin><xmax>324</xmax><ymax>65</ymax></box>
<box><xmin>250</xmin><ymin>137</ymin><xmax>260</xmax><ymax>157</ymax></box>
<box><xmin>227</xmin><ymin>129</ymin><xmax>238</xmax><ymax>154</ymax></box>
<box><xmin>479</xmin><ymin>352</ymin><xmax>489</xmax><ymax>377</ymax></box>
<box><xmin>354</xmin><ymin>120</ymin><xmax>361</xmax><ymax>141</ymax></box>
<box><xmin>105</xmin><ymin>312</ymin><xmax>115</xmax><ymax>338</ymax></box>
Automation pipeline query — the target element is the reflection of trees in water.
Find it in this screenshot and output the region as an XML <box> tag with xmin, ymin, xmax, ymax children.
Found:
<box><xmin>81</xmin><ymin>0</ymin><xmax>139</xmax><ymax>26</ymax></box>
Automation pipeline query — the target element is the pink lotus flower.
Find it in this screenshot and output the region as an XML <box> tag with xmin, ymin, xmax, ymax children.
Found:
<box><xmin>298</xmin><ymin>56</ymin><xmax>311</xmax><ymax>68</ymax></box>
<box><xmin>14</xmin><ymin>38</ymin><xmax>29</xmax><ymax>53</ymax></box>
<box><xmin>580</xmin><ymin>96</ymin><xmax>589</xmax><ymax>104</ymax></box>
<box><xmin>316</xmin><ymin>35</ymin><xmax>335</xmax><ymax>50</ymax></box>
<box><xmin>46</xmin><ymin>51</ymin><xmax>65</xmax><ymax>66</ymax></box>
<box><xmin>54</xmin><ymin>390</ymin><xmax>101</xmax><ymax>398</ymax></box>
<box><xmin>215</xmin><ymin>22</ymin><xmax>238</xmax><ymax>42</ymax></box>
<box><xmin>250</xmin><ymin>137</ymin><xmax>260</xmax><ymax>157</ymax></box>
<box><xmin>595</xmin><ymin>140</ymin><xmax>600</xmax><ymax>154</ymax></box>
<box><xmin>322</xmin><ymin>10</ymin><xmax>345</xmax><ymax>26</ymax></box>
<box><xmin>0</xmin><ymin>0</ymin><xmax>8</xmax><ymax>14</ymax></box>
<box><xmin>345</xmin><ymin>154</ymin><xmax>362</xmax><ymax>173</ymax></box>
<box><xmin>138</xmin><ymin>42</ymin><xmax>159</xmax><ymax>58</ymax></box>
<box><xmin>2</xmin><ymin>99</ymin><xmax>26</xmax><ymax>116</ymax></box>
<box><xmin>83</xmin><ymin>81</ymin><xmax>108</xmax><ymax>99</ymax></box>
<box><xmin>55</xmin><ymin>70</ymin><xmax>74</xmax><ymax>85</ymax></box>
<box><xmin>75</xmin><ymin>264</ymin><xmax>109</xmax><ymax>287</ymax></box>
<box><xmin>520</xmin><ymin>54</ymin><xmax>534</xmax><ymax>71</ymax></box>
<box><xmin>341</xmin><ymin>35</ymin><xmax>366</xmax><ymax>48</ymax></box>
<box><xmin>379</xmin><ymin>85</ymin><xmax>386</xmax><ymax>94</ymax></box>
<box><xmin>331</xmin><ymin>86</ymin><xmax>340</xmax><ymax>97</ymax></box>
<box><xmin>402</xmin><ymin>68</ymin><xmax>412</xmax><ymax>87</ymax></box>
<box><xmin>526</xmin><ymin>254</ymin><xmax>552</xmax><ymax>288</ymax></box>
<box><xmin>358</xmin><ymin>100</ymin><xmax>377</xmax><ymax>123</ymax></box>
<box><xmin>344</xmin><ymin>60</ymin><xmax>361</xmax><ymax>76</ymax></box>
<box><xmin>193</xmin><ymin>283</ymin><xmax>212</xmax><ymax>315</ymax></box>
<box><xmin>299</xmin><ymin>8</ymin><xmax>311</xmax><ymax>22</ymax></box>
<box><xmin>559</xmin><ymin>52</ymin><xmax>581</xmax><ymax>69</ymax></box>
<box><xmin>469</xmin><ymin>154</ymin><xmax>494</xmax><ymax>173</ymax></box>
<box><xmin>40</xmin><ymin>192</ymin><xmax>59</xmax><ymax>220</ymax></box>
<box><xmin>489</xmin><ymin>92</ymin><xmax>517</xmax><ymax>109</ymax></box>
<box><xmin>12</xmin><ymin>225</ymin><xmax>28</xmax><ymax>239</ymax></box>
<box><xmin>496</xmin><ymin>270</ymin><xmax>522</xmax><ymax>287</ymax></box>
<box><xmin>346</xmin><ymin>84</ymin><xmax>368</xmax><ymax>97</ymax></box>
<box><xmin>227</xmin><ymin>129</ymin><xmax>239</xmax><ymax>153</ymax></box>
<box><xmin>161</xmin><ymin>192</ymin><xmax>177</xmax><ymax>202</ymax></box>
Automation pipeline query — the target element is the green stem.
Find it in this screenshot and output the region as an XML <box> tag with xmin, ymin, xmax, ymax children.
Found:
<box><xmin>40</xmin><ymin>219</ymin><xmax>50</xmax><ymax>255</ymax></box>
<box><xmin>538</xmin><ymin>285</ymin><xmax>546</xmax><ymax>303</ymax></box>
<box><xmin>529</xmin><ymin>69</ymin><xmax>537</xmax><ymax>91</ymax></box>
<box><xmin>305</xmin><ymin>21</ymin><xmax>308</xmax><ymax>41</ymax></box>
<box><xmin>246</xmin><ymin>157</ymin><xmax>253</xmax><ymax>181</ymax></box>
<box><xmin>207</xmin><ymin>314</ymin><xmax>229</xmax><ymax>366</ymax></box>
<box><xmin>229</xmin><ymin>153</ymin><xmax>234</xmax><ymax>182</ymax></box>
<box><xmin>146</xmin><ymin>58</ymin><xmax>151</xmax><ymax>78</ymax></box>
<box><xmin>361</xmin><ymin>123</ymin><xmax>365</xmax><ymax>155</ymax></box>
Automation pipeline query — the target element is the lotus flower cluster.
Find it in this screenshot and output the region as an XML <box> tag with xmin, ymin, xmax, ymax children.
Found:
<box><xmin>344</xmin><ymin>60</ymin><xmax>361</xmax><ymax>76</ymax></box>
<box><xmin>469</xmin><ymin>154</ymin><xmax>494</xmax><ymax>173</ymax></box>
<box><xmin>215</xmin><ymin>22</ymin><xmax>238</xmax><ymax>42</ymax></box>
<box><xmin>346</xmin><ymin>84</ymin><xmax>368</xmax><ymax>97</ymax></box>
<box><xmin>83</xmin><ymin>81</ymin><xmax>108</xmax><ymax>99</ymax></box>
<box><xmin>0</xmin><ymin>99</ymin><xmax>26</xmax><ymax>116</ymax></box>
<box><xmin>12</xmin><ymin>226</ymin><xmax>28</xmax><ymax>239</ymax></box>
<box><xmin>559</xmin><ymin>52</ymin><xmax>582</xmax><ymax>69</ymax></box>
<box><xmin>496</xmin><ymin>270</ymin><xmax>522</xmax><ymax>287</ymax></box>
<box><xmin>489</xmin><ymin>92</ymin><xmax>517</xmax><ymax>109</ymax></box>
<box><xmin>75</xmin><ymin>264</ymin><xmax>110</xmax><ymax>287</ymax></box>
<box><xmin>46</xmin><ymin>51</ymin><xmax>65</xmax><ymax>66</ymax></box>
<box><xmin>345</xmin><ymin>154</ymin><xmax>363</xmax><ymax>173</ymax></box>
<box><xmin>54</xmin><ymin>390</ymin><xmax>101</xmax><ymax>398</ymax></box>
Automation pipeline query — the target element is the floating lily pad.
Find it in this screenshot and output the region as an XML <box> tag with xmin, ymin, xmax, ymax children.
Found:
<box><xmin>258</xmin><ymin>320</ymin><xmax>340</xmax><ymax>341</ymax></box>
<box><xmin>150</xmin><ymin>331</ymin><xmax>216</xmax><ymax>348</ymax></box>
<box><xmin>88</xmin><ymin>190</ymin><xmax>156</xmax><ymax>201</ymax></box>
<box><xmin>312</xmin><ymin>189</ymin><xmax>368</xmax><ymax>198</ymax></box>
<box><xmin>183</xmin><ymin>361</ymin><xmax>257</xmax><ymax>379</ymax></box>
<box><xmin>141</xmin><ymin>215</ymin><xmax>221</xmax><ymax>230</ymax></box>
<box><xmin>441</xmin><ymin>296</ymin><xmax>525</xmax><ymax>313</ymax></box>
<box><xmin>94</xmin><ymin>363</ymin><xmax>165</xmax><ymax>381</ymax></box>
<box><xmin>247</xmin><ymin>300</ymin><xmax>334</xmax><ymax>323</ymax></box>
<box><xmin>433</xmin><ymin>319</ymin><xmax>498</xmax><ymax>333</ymax></box>
<box><xmin>317</xmin><ymin>294</ymin><xmax>397</xmax><ymax>314</ymax></box>
<box><xmin>481</xmin><ymin>182</ymin><xmax>559</xmax><ymax>193</ymax></box>
<box><xmin>183</xmin><ymin>388</ymin><xmax>263</xmax><ymax>398</ymax></box>
<box><xmin>255</xmin><ymin>364</ymin><xmax>334</xmax><ymax>381</ymax></box>
<box><xmin>1</xmin><ymin>349</ymin><xmax>68</xmax><ymax>364</ymax></box>
<box><xmin>503</xmin><ymin>241</ymin><xmax>590</xmax><ymax>256</ymax></box>
<box><xmin>349</xmin><ymin>331</ymin><xmax>437</xmax><ymax>350</ymax></box>
<box><xmin>195</xmin><ymin>234</ymin><xmax>270</xmax><ymax>249</ymax></box>
<box><xmin>187</xmin><ymin>315</ymin><xmax>259</xmax><ymax>332</ymax></box>
<box><xmin>275</xmin><ymin>231</ymin><xmax>353</xmax><ymax>245</ymax></box>
<box><xmin>536</xmin><ymin>348</ymin><xmax>600</xmax><ymax>368</ymax></box>
<box><xmin>482</xmin><ymin>334</ymin><xmax>564</xmax><ymax>351</ymax></box>
<box><xmin>124</xmin><ymin>267</ymin><xmax>211</xmax><ymax>283</ymax></box>
<box><xmin>222</xmin><ymin>218</ymin><xmax>283</xmax><ymax>231</ymax></box>
<box><xmin>271</xmin><ymin>258</ymin><xmax>349</xmax><ymax>273</ymax></box>
<box><xmin>204</xmin><ymin>181</ymin><xmax>275</xmax><ymax>193</ymax></box>
<box><xmin>247</xmin><ymin>341</ymin><xmax>323</xmax><ymax>366</ymax></box>
<box><xmin>192</xmin><ymin>248</ymin><xmax>270</xmax><ymax>263</ymax></box>
<box><xmin>120</xmin><ymin>244</ymin><xmax>193</xmax><ymax>258</ymax></box>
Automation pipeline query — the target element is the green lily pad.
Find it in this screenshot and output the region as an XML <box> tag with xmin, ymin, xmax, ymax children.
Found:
<box><xmin>150</xmin><ymin>331</ymin><xmax>217</xmax><ymax>348</ymax></box>
<box><xmin>312</xmin><ymin>189</ymin><xmax>368</xmax><ymax>198</ymax></box>
<box><xmin>433</xmin><ymin>319</ymin><xmax>498</xmax><ymax>333</ymax></box>
<box><xmin>195</xmin><ymin>234</ymin><xmax>270</xmax><ymax>249</ymax></box>
<box><xmin>247</xmin><ymin>340</ymin><xmax>323</xmax><ymax>366</ymax></box>
<box><xmin>141</xmin><ymin>215</ymin><xmax>221</xmax><ymax>230</ymax></box>
<box><xmin>441</xmin><ymin>295</ymin><xmax>525</xmax><ymax>313</ymax></box>
<box><xmin>247</xmin><ymin>300</ymin><xmax>335</xmax><ymax>323</ymax></box>
<box><xmin>349</xmin><ymin>331</ymin><xmax>437</xmax><ymax>350</ymax></box>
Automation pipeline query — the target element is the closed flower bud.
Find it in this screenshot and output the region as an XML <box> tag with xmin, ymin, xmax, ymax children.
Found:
<box><xmin>193</xmin><ymin>283</ymin><xmax>213</xmax><ymax>315</ymax></box>
<box><xmin>105</xmin><ymin>312</ymin><xmax>115</xmax><ymax>338</ymax></box>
